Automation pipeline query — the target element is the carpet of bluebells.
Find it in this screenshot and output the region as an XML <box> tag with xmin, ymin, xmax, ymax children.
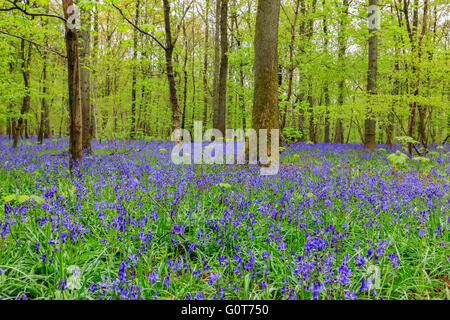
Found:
<box><xmin>0</xmin><ymin>136</ymin><xmax>449</xmax><ymax>300</ymax></box>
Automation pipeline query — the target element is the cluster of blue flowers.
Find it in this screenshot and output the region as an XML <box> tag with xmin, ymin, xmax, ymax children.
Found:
<box><xmin>0</xmin><ymin>137</ymin><xmax>448</xmax><ymax>300</ymax></box>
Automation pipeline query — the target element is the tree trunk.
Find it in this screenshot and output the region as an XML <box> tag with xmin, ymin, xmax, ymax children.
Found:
<box><xmin>79</xmin><ymin>7</ymin><xmax>91</xmax><ymax>150</ymax></box>
<box><xmin>404</xmin><ymin>0</ymin><xmax>419</xmax><ymax>154</ymax></box>
<box><xmin>213</xmin><ymin>0</ymin><xmax>228</xmax><ymax>135</ymax></box>
<box><xmin>91</xmin><ymin>8</ymin><xmax>99</xmax><ymax>140</ymax></box>
<box><xmin>307</xmin><ymin>81</ymin><xmax>316</xmax><ymax>142</ymax></box>
<box><xmin>202</xmin><ymin>0</ymin><xmax>210</xmax><ymax>128</ymax></box>
<box><xmin>364</xmin><ymin>0</ymin><xmax>378</xmax><ymax>152</ymax></box>
<box><xmin>13</xmin><ymin>40</ymin><xmax>32</xmax><ymax>148</ymax></box>
<box><xmin>130</xmin><ymin>0</ymin><xmax>141</xmax><ymax>139</ymax></box>
<box><xmin>181</xmin><ymin>21</ymin><xmax>188</xmax><ymax>130</ymax></box>
<box><xmin>334</xmin><ymin>0</ymin><xmax>348</xmax><ymax>144</ymax></box>
<box><xmin>322</xmin><ymin>0</ymin><xmax>330</xmax><ymax>143</ymax></box>
<box><xmin>212</xmin><ymin>0</ymin><xmax>221</xmax><ymax>130</ymax></box>
<box><xmin>306</xmin><ymin>0</ymin><xmax>317</xmax><ymax>142</ymax></box>
<box><xmin>38</xmin><ymin>49</ymin><xmax>48</xmax><ymax>145</ymax></box>
<box><xmin>252</xmin><ymin>0</ymin><xmax>281</xmax><ymax>151</ymax></box>
<box><xmin>63</xmin><ymin>0</ymin><xmax>83</xmax><ymax>166</ymax></box>
<box><xmin>417</xmin><ymin>0</ymin><xmax>429</xmax><ymax>149</ymax></box>
<box><xmin>162</xmin><ymin>0</ymin><xmax>181</xmax><ymax>135</ymax></box>
<box><xmin>282</xmin><ymin>0</ymin><xmax>300</xmax><ymax>130</ymax></box>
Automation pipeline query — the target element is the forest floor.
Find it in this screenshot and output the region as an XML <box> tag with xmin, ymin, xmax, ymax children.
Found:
<box><xmin>0</xmin><ymin>137</ymin><xmax>449</xmax><ymax>300</ymax></box>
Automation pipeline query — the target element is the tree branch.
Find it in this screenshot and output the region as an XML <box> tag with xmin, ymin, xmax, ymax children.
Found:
<box><xmin>112</xmin><ymin>3</ymin><xmax>167</xmax><ymax>51</ymax></box>
<box><xmin>2</xmin><ymin>0</ymin><xmax>67</xmax><ymax>23</ymax></box>
<box><xmin>172</xmin><ymin>0</ymin><xmax>194</xmax><ymax>47</ymax></box>
<box><xmin>0</xmin><ymin>30</ymin><xmax>67</xmax><ymax>59</ymax></box>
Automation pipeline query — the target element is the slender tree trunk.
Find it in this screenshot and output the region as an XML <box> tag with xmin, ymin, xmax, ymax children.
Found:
<box><xmin>79</xmin><ymin>7</ymin><xmax>91</xmax><ymax>150</ymax></box>
<box><xmin>386</xmin><ymin>62</ymin><xmax>399</xmax><ymax>146</ymax></box>
<box><xmin>181</xmin><ymin>21</ymin><xmax>188</xmax><ymax>130</ymax></box>
<box><xmin>38</xmin><ymin>49</ymin><xmax>48</xmax><ymax>144</ymax></box>
<box><xmin>334</xmin><ymin>0</ymin><xmax>348</xmax><ymax>144</ymax></box>
<box><xmin>322</xmin><ymin>0</ymin><xmax>330</xmax><ymax>143</ymax></box>
<box><xmin>308</xmin><ymin>81</ymin><xmax>316</xmax><ymax>142</ymax></box>
<box><xmin>13</xmin><ymin>40</ymin><xmax>32</xmax><ymax>148</ymax></box>
<box><xmin>202</xmin><ymin>0</ymin><xmax>210</xmax><ymax>128</ymax></box>
<box><xmin>282</xmin><ymin>0</ymin><xmax>300</xmax><ymax>130</ymax></box>
<box><xmin>404</xmin><ymin>0</ymin><xmax>419</xmax><ymax>154</ymax></box>
<box><xmin>212</xmin><ymin>0</ymin><xmax>221</xmax><ymax>129</ymax></box>
<box><xmin>24</xmin><ymin>120</ymin><xmax>29</xmax><ymax>139</ymax></box>
<box><xmin>417</xmin><ymin>0</ymin><xmax>429</xmax><ymax>149</ymax></box>
<box><xmin>91</xmin><ymin>8</ymin><xmax>99</xmax><ymax>140</ymax></box>
<box><xmin>364</xmin><ymin>0</ymin><xmax>378</xmax><ymax>151</ymax></box>
<box><xmin>7</xmin><ymin>61</ymin><xmax>13</xmax><ymax>140</ymax></box>
<box><xmin>191</xmin><ymin>19</ymin><xmax>196</xmax><ymax>132</ymax></box>
<box><xmin>306</xmin><ymin>0</ymin><xmax>317</xmax><ymax>142</ymax></box>
<box><xmin>130</xmin><ymin>0</ymin><xmax>141</xmax><ymax>139</ymax></box>
<box><xmin>162</xmin><ymin>0</ymin><xmax>181</xmax><ymax>135</ymax></box>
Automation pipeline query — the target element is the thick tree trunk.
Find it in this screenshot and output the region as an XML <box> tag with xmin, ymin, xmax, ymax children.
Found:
<box><xmin>63</xmin><ymin>0</ymin><xmax>83</xmax><ymax>166</ymax></box>
<box><xmin>364</xmin><ymin>0</ymin><xmax>378</xmax><ymax>152</ymax></box>
<box><xmin>213</xmin><ymin>0</ymin><xmax>228</xmax><ymax>135</ymax></box>
<box><xmin>252</xmin><ymin>0</ymin><xmax>281</xmax><ymax>151</ymax></box>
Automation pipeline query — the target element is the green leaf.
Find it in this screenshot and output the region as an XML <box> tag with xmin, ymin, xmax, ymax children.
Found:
<box><xmin>17</xmin><ymin>195</ymin><xmax>30</xmax><ymax>204</ymax></box>
<box><xmin>31</xmin><ymin>195</ymin><xmax>45</xmax><ymax>204</ymax></box>
<box><xmin>412</xmin><ymin>156</ymin><xmax>430</xmax><ymax>163</ymax></box>
<box><xmin>3</xmin><ymin>195</ymin><xmax>17</xmax><ymax>202</ymax></box>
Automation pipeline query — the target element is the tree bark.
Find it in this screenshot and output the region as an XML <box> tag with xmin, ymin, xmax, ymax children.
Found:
<box><xmin>334</xmin><ymin>0</ymin><xmax>348</xmax><ymax>144</ymax></box>
<box><xmin>91</xmin><ymin>7</ymin><xmax>99</xmax><ymax>140</ymax></box>
<box><xmin>212</xmin><ymin>0</ymin><xmax>221</xmax><ymax>130</ymax></box>
<box><xmin>213</xmin><ymin>0</ymin><xmax>228</xmax><ymax>135</ymax></box>
<box><xmin>202</xmin><ymin>0</ymin><xmax>210</xmax><ymax>127</ymax></box>
<box><xmin>79</xmin><ymin>7</ymin><xmax>91</xmax><ymax>150</ymax></box>
<box><xmin>38</xmin><ymin>48</ymin><xmax>48</xmax><ymax>144</ymax></box>
<box><xmin>162</xmin><ymin>0</ymin><xmax>181</xmax><ymax>135</ymax></box>
<box><xmin>306</xmin><ymin>0</ymin><xmax>317</xmax><ymax>143</ymax></box>
<box><xmin>13</xmin><ymin>39</ymin><xmax>32</xmax><ymax>148</ymax></box>
<box><xmin>181</xmin><ymin>21</ymin><xmax>188</xmax><ymax>130</ymax></box>
<box><xmin>364</xmin><ymin>0</ymin><xmax>378</xmax><ymax>152</ymax></box>
<box><xmin>130</xmin><ymin>0</ymin><xmax>140</xmax><ymax>139</ymax></box>
<box><xmin>282</xmin><ymin>0</ymin><xmax>300</xmax><ymax>130</ymax></box>
<box><xmin>62</xmin><ymin>0</ymin><xmax>83</xmax><ymax>166</ymax></box>
<box><xmin>416</xmin><ymin>0</ymin><xmax>429</xmax><ymax>149</ymax></box>
<box><xmin>322</xmin><ymin>0</ymin><xmax>330</xmax><ymax>143</ymax></box>
<box><xmin>252</xmin><ymin>0</ymin><xmax>281</xmax><ymax>150</ymax></box>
